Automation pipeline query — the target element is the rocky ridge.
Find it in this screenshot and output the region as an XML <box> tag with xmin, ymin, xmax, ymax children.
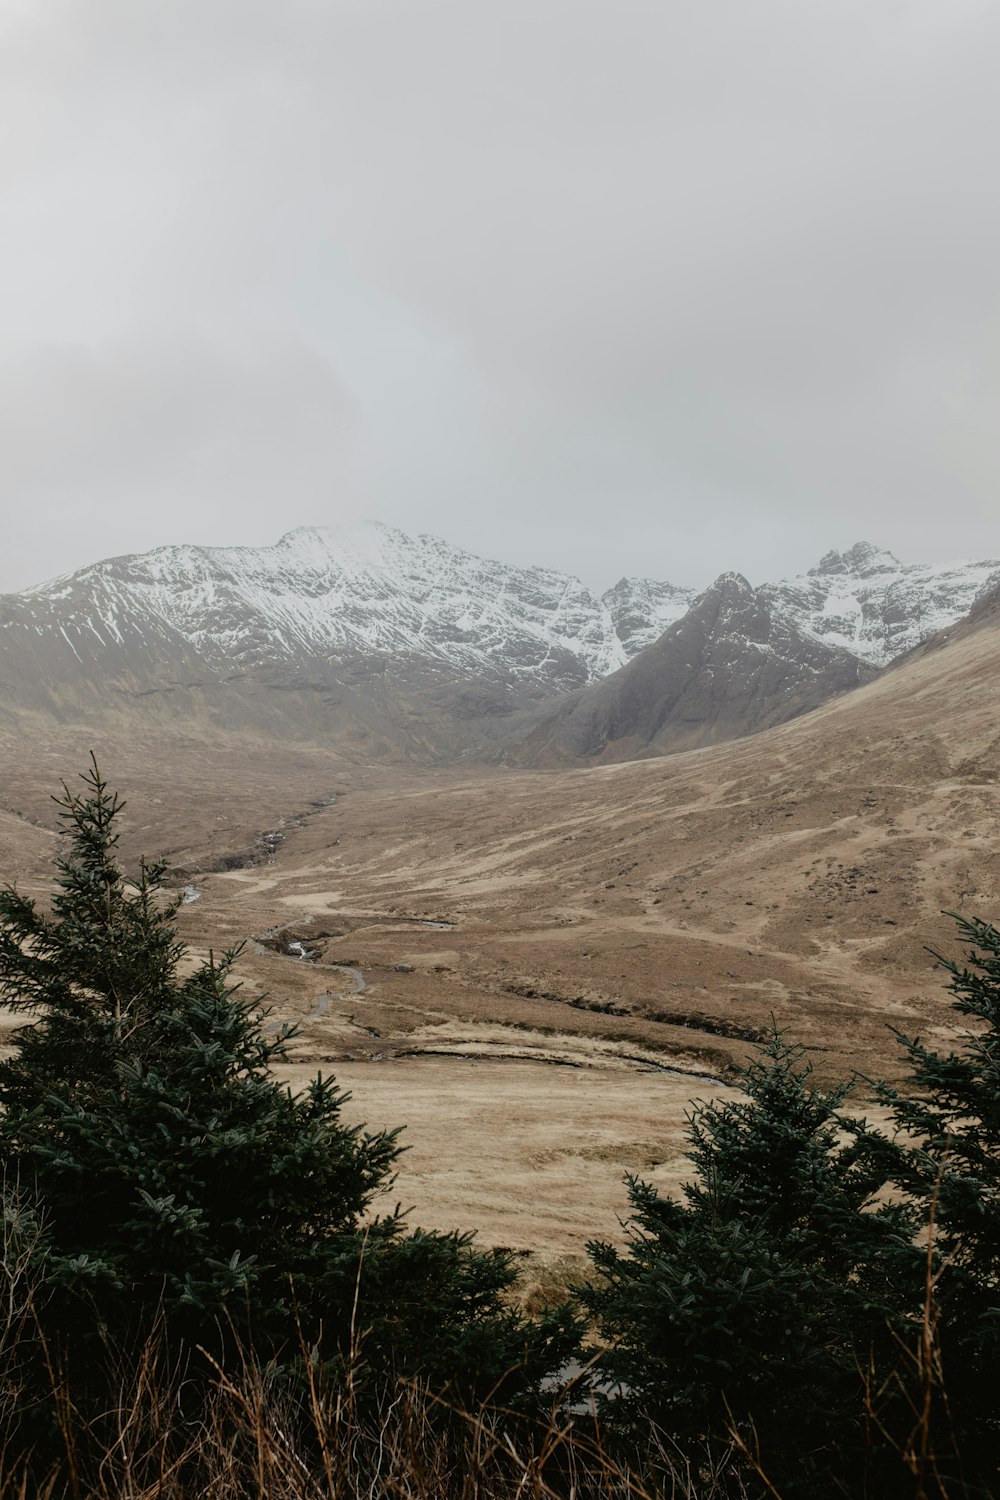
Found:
<box><xmin>4</xmin><ymin>522</ymin><xmax>685</xmax><ymax>700</ymax></box>
<box><xmin>0</xmin><ymin>523</ymin><xmax>996</xmax><ymax>759</ymax></box>
<box><xmin>505</xmin><ymin>570</ymin><xmax>879</xmax><ymax>763</ymax></box>
<box><xmin>762</xmin><ymin>540</ymin><xmax>1000</xmax><ymax>667</ymax></box>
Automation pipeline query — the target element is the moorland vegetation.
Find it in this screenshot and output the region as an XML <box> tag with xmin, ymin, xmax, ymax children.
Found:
<box><xmin>0</xmin><ymin>763</ymin><xmax>997</xmax><ymax>1497</ymax></box>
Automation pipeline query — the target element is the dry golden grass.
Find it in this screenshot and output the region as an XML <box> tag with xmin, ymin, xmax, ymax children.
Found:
<box><xmin>1</xmin><ymin>606</ymin><xmax>997</xmax><ymax>1267</ymax></box>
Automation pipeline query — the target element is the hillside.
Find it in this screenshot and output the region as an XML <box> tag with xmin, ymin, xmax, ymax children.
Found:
<box><xmin>197</xmin><ymin>582</ymin><xmax>1000</xmax><ymax>1094</ymax></box>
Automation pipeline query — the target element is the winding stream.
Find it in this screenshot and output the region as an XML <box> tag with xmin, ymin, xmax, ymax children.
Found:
<box><xmin>254</xmin><ymin>916</ymin><xmax>727</xmax><ymax>1084</ymax></box>
<box><xmin>254</xmin><ymin>916</ymin><xmax>366</xmax><ymax>1030</ymax></box>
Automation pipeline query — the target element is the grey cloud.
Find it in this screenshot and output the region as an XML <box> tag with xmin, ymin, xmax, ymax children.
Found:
<box><xmin>1</xmin><ymin>0</ymin><xmax>999</xmax><ymax>593</ymax></box>
<box><xmin>0</xmin><ymin>334</ymin><xmax>358</xmax><ymax>585</ymax></box>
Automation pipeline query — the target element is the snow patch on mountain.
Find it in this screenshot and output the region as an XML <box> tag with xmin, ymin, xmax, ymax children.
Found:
<box><xmin>10</xmin><ymin>523</ymin><xmax>648</xmax><ymax>694</ymax></box>
<box><xmin>601</xmin><ymin>575</ymin><xmax>697</xmax><ymax>657</ymax></box>
<box><xmin>762</xmin><ymin>541</ymin><xmax>1000</xmax><ymax>667</ymax></box>
<box><xmin>6</xmin><ymin>527</ymin><xmax>996</xmax><ymax>703</ymax></box>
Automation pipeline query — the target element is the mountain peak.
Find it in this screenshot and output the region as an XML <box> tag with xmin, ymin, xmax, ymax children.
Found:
<box><xmin>3</xmin><ymin>524</ymin><xmax>1000</xmax><ymax>765</ymax></box>
<box><xmin>707</xmin><ymin>570</ymin><xmax>754</xmax><ymax>598</ymax></box>
<box><xmin>808</xmin><ymin>541</ymin><xmax>899</xmax><ymax>578</ymax></box>
<box><xmin>273</xmin><ymin>520</ymin><xmax>408</xmax><ymax>568</ymax></box>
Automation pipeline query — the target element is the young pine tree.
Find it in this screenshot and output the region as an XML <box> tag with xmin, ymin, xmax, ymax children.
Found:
<box><xmin>581</xmin><ymin>1030</ymin><xmax>919</xmax><ymax>1499</ymax></box>
<box><xmin>870</xmin><ymin>912</ymin><xmax>1000</xmax><ymax>1491</ymax></box>
<box><xmin>0</xmin><ymin>761</ymin><xmax>576</xmax><ymax>1407</ymax></box>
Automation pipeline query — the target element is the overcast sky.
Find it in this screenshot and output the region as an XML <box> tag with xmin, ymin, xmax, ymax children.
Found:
<box><xmin>2</xmin><ymin>0</ymin><xmax>1000</xmax><ymax>594</ymax></box>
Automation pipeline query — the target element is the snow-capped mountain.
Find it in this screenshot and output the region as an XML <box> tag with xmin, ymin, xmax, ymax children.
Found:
<box><xmin>7</xmin><ymin>523</ymin><xmax>668</xmax><ymax>697</ymax></box>
<box><xmin>0</xmin><ymin>523</ymin><xmax>996</xmax><ymax>761</ymax></box>
<box><xmin>601</xmin><ymin>575</ymin><xmax>698</xmax><ymax>657</ymax></box>
<box><xmin>762</xmin><ymin>541</ymin><xmax>1000</xmax><ymax>667</ymax></box>
<box><xmin>503</xmin><ymin>542</ymin><xmax>1000</xmax><ymax>764</ymax></box>
<box><xmin>506</xmin><ymin>571</ymin><xmax>879</xmax><ymax>765</ymax></box>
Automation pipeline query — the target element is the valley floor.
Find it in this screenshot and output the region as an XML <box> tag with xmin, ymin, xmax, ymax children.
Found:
<box><xmin>1</xmin><ymin>611</ymin><xmax>998</xmax><ymax>1272</ymax></box>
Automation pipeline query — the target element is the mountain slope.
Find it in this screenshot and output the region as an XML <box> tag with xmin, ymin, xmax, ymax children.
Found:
<box><xmin>505</xmin><ymin>571</ymin><xmax>877</xmax><ymax>763</ymax></box>
<box><xmin>0</xmin><ymin>524</ymin><xmax>996</xmax><ymax>762</ymax></box>
<box><xmin>500</xmin><ymin>541</ymin><xmax>1000</xmax><ymax>765</ymax></box>
<box><xmin>763</xmin><ymin>541</ymin><xmax>1000</xmax><ymax>666</ymax></box>
<box><xmin>0</xmin><ymin>523</ymin><xmax>675</xmax><ymax>750</ymax></box>
<box><xmin>601</xmin><ymin>575</ymin><xmax>697</xmax><ymax>656</ymax></box>
<box><xmin>6</xmin><ymin>522</ymin><xmax>633</xmax><ymax>691</ymax></box>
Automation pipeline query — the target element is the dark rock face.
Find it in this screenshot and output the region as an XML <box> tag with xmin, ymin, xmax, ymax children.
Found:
<box><xmin>505</xmin><ymin>573</ymin><xmax>878</xmax><ymax>764</ymax></box>
<box><xmin>972</xmin><ymin>571</ymin><xmax>1000</xmax><ymax>615</ymax></box>
<box><xmin>808</xmin><ymin>541</ymin><xmax>892</xmax><ymax>578</ymax></box>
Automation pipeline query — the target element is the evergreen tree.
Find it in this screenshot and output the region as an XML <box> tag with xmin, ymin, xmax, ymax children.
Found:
<box><xmin>581</xmin><ymin>1030</ymin><xmax>918</xmax><ymax>1498</ymax></box>
<box><xmin>0</xmin><ymin>761</ymin><xmax>576</xmax><ymax>1409</ymax></box>
<box><xmin>869</xmin><ymin>912</ymin><xmax>1000</xmax><ymax>1490</ymax></box>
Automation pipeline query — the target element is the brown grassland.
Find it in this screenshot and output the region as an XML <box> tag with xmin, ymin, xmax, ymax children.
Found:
<box><xmin>1</xmin><ymin>603</ymin><xmax>998</xmax><ymax>1290</ymax></box>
